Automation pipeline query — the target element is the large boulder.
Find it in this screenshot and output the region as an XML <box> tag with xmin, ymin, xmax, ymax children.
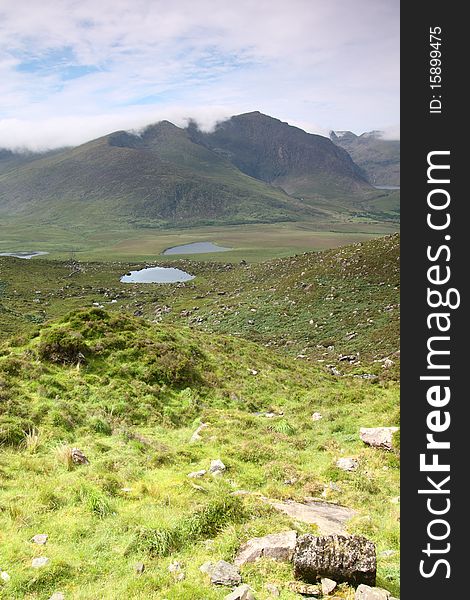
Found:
<box><xmin>235</xmin><ymin>530</ymin><xmax>297</xmax><ymax>566</ymax></box>
<box><xmin>359</xmin><ymin>428</ymin><xmax>399</xmax><ymax>451</ymax></box>
<box><xmin>293</xmin><ymin>534</ymin><xmax>376</xmax><ymax>587</ymax></box>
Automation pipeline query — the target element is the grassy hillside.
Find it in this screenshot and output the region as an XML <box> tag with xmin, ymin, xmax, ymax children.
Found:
<box><xmin>0</xmin><ymin>307</ymin><xmax>399</xmax><ymax>599</ymax></box>
<box><xmin>0</xmin><ymin>235</ymin><xmax>400</xmax><ymax>379</ymax></box>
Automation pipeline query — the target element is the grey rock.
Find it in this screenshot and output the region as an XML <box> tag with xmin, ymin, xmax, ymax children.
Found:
<box><xmin>49</xmin><ymin>594</ymin><xmax>65</xmax><ymax>600</ymax></box>
<box><xmin>321</xmin><ymin>577</ymin><xmax>337</xmax><ymax>594</ymax></box>
<box><xmin>168</xmin><ymin>561</ymin><xmax>182</xmax><ymax>572</ymax></box>
<box><xmin>31</xmin><ymin>533</ymin><xmax>48</xmax><ymax>545</ymax></box>
<box><xmin>134</xmin><ymin>562</ymin><xmax>145</xmax><ymax>574</ymax></box>
<box><xmin>224</xmin><ymin>584</ymin><xmax>255</xmax><ymax>600</ymax></box>
<box><xmin>336</xmin><ymin>457</ymin><xmax>359</xmax><ymax>472</ymax></box>
<box><xmin>32</xmin><ymin>556</ymin><xmax>50</xmax><ymax>568</ymax></box>
<box><xmin>354</xmin><ymin>584</ymin><xmax>391</xmax><ymax>600</ymax></box>
<box><xmin>359</xmin><ymin>428</ymin><xmax>399</xmax><ymax>451</ymax></box>
<box><xmin>209</xmin><ymin>459</ymin><xmax>226</xmax><ymax>474</ymax></box>
<box><xmin>205</xmin><ymin>560</ymin><xmax>241</xmax><ymax>586</ymax></box>
<box><xmin>293</xmin><ymin>534</ymin><xmax>376</xmax><ymax>586</ymax></box>
<box><xmin>1</xmin><ymin>571</ymin><xmax>10</xmax><ymax>582</ymax></box>
<box><xmin>235</xmin><ymin>530</ymin><xmax>297</xmax><ymax>566</ymax></box>
<box><xmin>188</xmin><ymin>469</ymin><xmax>206</xmax><ymax>478</ymax></box>
<box><xmin>379</xmin><ymin>550</ymin><xmax>396</xmax><ymax>558</ymax></box>
<box><xmin>312</xmin><ymin>412</ymin><xmax>323</xmax><ymax>421</ymax></box>
<box><xmin>71</xmin><ymin>448</ymin><xmax>89</xmax><ymax>465</ymax></box>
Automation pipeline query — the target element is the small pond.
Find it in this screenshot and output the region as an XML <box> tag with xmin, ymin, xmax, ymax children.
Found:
<box><xmin>121</xmin><ymin>266</ymin><xmax>195</xmax><ymax>284</ymax></box>
<box><xmin>163</xmin><ymin>241</ymin><xmax>232</xmax><ymax>255</ymax></box>
<box><xmin>0</xmin><ymin>251</ymin><xmax>49</xmax><ymax>259</ymax></box>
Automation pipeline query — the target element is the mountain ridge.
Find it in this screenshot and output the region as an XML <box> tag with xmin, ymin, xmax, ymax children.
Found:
<box><xmin>0</xmin><ymin>112</ymin><xmax>397</xmax><ymax>228</ymax></box>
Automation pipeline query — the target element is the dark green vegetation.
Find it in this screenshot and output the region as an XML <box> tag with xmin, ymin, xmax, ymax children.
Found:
<box><xmin>0</xmin><ymin>113</ymin><xmax>399</xmax><ymax>229</ymax></box>
<box><xmin>0</xmin><ymin>236</ymin><xmax>399</xmax><ymax>598</ymax></box>
<box><xmin>330</xmin><ymin>131</ymin><xmax>400</xmax><ymax>187</ymax></box>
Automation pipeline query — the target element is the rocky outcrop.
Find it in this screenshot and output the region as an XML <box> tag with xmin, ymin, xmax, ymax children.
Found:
<box><xmin>293</xmin><ymin>534</ymin><xmax>376</xmax><ymax>587</ymax></box>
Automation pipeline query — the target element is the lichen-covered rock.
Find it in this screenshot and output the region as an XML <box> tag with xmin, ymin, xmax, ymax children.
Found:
<box><xmin>354</xmin><ymin>584</ymin><xmax>393</xmax><ymax>600</ymax></box>
<box><xmin>293</xmin><ymin>534</ymin><xmax>376</xmax><ymax>587</ymax></box>
<box><xmin>359</xmin><ymin>428</ymin><xmax>399</xmax><ymax>451</ymax></box>
<box><xmin>235</xmin><ymin>530</ymin><xmax>297</xmax><ymax>566</ymax></box>
<box><xmin>288</xmin><ymin>581</ymin><xmax>320</xmax><ymax>596</ymax></box>
<box><xmin>205</xmin><ymin>560</ymin><xmax>241</xmax><ymax>586</ymax></box>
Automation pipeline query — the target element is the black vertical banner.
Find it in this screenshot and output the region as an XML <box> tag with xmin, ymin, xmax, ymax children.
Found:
<box><xmin>401</xmin><ymin>3</ymin><xmax>465</xmax><ymax>598</ymax></box>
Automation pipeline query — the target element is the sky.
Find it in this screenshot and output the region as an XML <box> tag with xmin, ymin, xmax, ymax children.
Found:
<box><xmin>0</xmin><ymin>0</ymin><xmax>400</xmax><ymax>151</ymax></box>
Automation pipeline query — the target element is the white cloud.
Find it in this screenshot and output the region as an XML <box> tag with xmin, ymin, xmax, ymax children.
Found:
<box><xmin>0</xmin><ymin>0</ymin><xmax>399</xmax><ymax>150</ymax></box>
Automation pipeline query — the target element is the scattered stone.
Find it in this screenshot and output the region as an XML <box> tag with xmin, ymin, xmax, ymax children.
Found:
<box><xmin>71</xmin><ymin>448</ymin><xmax>89</xmax><ymax>465</ymax></box>
<box><xmin>336</xmin><ymin>457</ymin><xmax>359</xmax><ymax>472</ymax></box>
<box><xmin>49</xmin><ymin>594</ymin><xmax>65</xmax><ymax>600</ymax></box>
<box><xmin>209</xmin><ymin>459</ymin><xmax>226</xmax><ymax>475</ymax></box>
<box><xmin>265</xmin><ymin>583</ymin><xmax>280</xmax><ymax>597</ymax></box>
<box><xmin>190</xmin><ymin>422</ymin><xmax>209</xmax><ymax>442</ymax></box>
<box><xmin>288</xmin><ymin>581</ymin><xmax>320</xmax><ymax>596</ymax></box>
<box><xmin>293</xmin><ymin>534</ymin><xmax>376</xmax><ymax>586</ymax></box>
<box><xmin>32</xmin><ymin>557</ymin><xmax>50</xmax><ymax>568</ymax></box>
<box><xmin>188</xmin><ymin>469</ymin><xmax>207</xmax><ymax>478</ymax></box>
<box><xmin>134</xmin><ymin>562</ymin><xmax>145</xmax><ymax>574</ymax></box>
<box><xmin>168</xmin><ymin>561</ymin><xmax>182</xmax><ymax>573</ymax></box>
<box><xmin>321</xmin><ymin>577</ymin><xmax>337</xmax><ymax>594</ymax></box>
<box><xmin>311</xmin><ymin>412</ymin><xmax>323</xmax><ymax>421</ymax></box>
<box><xmin>383</xmin><ymin>358</ymin><xmax>394</xmax><ymax>369</ymax></box>
<box><xmin>235</xmin><ymin>530</ymin><xmax>297</xmax><ymax>566</ymax></box>
<box><xmin>249</xmin><ymin>369</ymin><xmax>258</xmax><ymax>376</ymax></box>
<box><xmin>354</xmin><ymin>584</ymin><xmax>392</xmax><ymax>600</ymax></box>
<box><xmin>206</xmin><ymin>560</ymin><xmax>241</xmax><ymax>586</ymax></box>
<box><xmin>224</xmin><ymin>583</ymin><xmax>255</xmax><ymax>600</ymax></box>
<box><xmin>1</xmin><ymin>571</ymin><xmax>10</xmax><ymax>582</ymax></box>
<box><xmin>360</xmin><ymin>428</ymin><xmax>399</xmax><ymax>451</ymax></box>
<box><xmin>31</xmin><ymin>533</ymin><xmax>48</xmax><ymax>545</ymax></box>
<box><xmin>175</xmin><ymin>572</ymin><xmax>185</xmax><ymax>581</ymax></box>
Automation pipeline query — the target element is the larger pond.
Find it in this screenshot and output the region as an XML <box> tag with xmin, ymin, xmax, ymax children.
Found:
<box><xmin>121</xmin><ymin>266</ymin><xmax>194</xmax><ymax>284</ymax></box>
<box><xmin>0</xmin><ymin>251</ymin><xmax>49</xmax><ymax>259</ymax></box>
<box><xmin>163</xmin><ymin>241</ymin><xmax>232</xmax><ymax>255</ymax></box>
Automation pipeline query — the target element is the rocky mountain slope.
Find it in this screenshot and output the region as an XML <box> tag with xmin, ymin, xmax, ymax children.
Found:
<box><xmin>330</xmin><ymin>131</ymin><xmax>400</xmax><ymax>187</ymax></box>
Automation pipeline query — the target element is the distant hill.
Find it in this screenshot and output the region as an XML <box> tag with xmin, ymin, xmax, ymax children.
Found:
<box><xmin>330</xmin><ymin>130</ymin><xmax>400</xmax><ymax>187</ymax></box>
<box><xmin>0</xmin><ymin>112</ymin><xmax>396</xmax><ymax>228</ymax></box>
